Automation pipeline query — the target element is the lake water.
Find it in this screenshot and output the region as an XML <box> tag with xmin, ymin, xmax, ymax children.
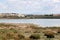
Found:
<box><xmin>0</xmin><ymin>19</ymin><xmax>60</xmax><ymax>27</ymax></box>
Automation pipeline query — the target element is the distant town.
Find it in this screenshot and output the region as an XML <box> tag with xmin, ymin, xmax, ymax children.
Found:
<box><xmin>0</xmin><ymin>13</ymin><xmax>60</xmax><ymax>19</ymax></box>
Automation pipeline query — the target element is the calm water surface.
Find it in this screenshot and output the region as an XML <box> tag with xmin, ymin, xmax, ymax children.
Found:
<box><xmin>0</xmin><ymin>19</ymin><xmax>60</xmax><ymax>26</ymax></box>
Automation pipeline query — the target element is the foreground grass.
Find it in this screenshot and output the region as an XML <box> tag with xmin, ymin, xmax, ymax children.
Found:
<box><xmin>0</xmin><ymin>23</ymin><xmax>60</xmax><ymax>40</ymax></box>
<box><xmin>0</xmin><ymin>29</ymin><xmax>25</xmax><ymax>40</ymax></box>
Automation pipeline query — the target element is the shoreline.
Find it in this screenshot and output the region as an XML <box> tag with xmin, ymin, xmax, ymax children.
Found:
<box><xmin>0</xmin><ymin>23</ymin><xmax>60</xmax><ymax>27</ymax></box>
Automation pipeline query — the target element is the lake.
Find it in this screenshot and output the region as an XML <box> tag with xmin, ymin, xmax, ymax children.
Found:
<box><xmin>0</xmin><ymin>19</ymin><xmax>60</xmax><ymax>27</ymax></box>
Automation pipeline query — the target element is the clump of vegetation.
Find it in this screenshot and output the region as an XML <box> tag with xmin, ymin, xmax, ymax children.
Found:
<box><xmin>13</xmin><ymin>33</ymin><xmax>25</xmax><ymax>40</ymax></box>
<box><xmin>44</xmin><ymin>30</ymin><xmax>55</xmax><ymax>38</ymax></box>
<box><xmin>0</xmin><ymin>29</ymin><xmax>8</xmax><ymax>34</ymax></box>
<box><xmin>9</xmin><ymin>28</ymin><xmax>17</xmax><ymax>33</ymax></box>
<box><xmin>18</xmin><ymin>34</ymin><xmax>25</xmax><ymax>39</ymax></box>
<box><xmin>2</xmin><ymin>35</ymin><xmax>8</xmax><ymax>40</ymax></box>
<box><xmin>29</xmin><ymin>33</ymin><xmax>40</xmax><ymax>39</ymax></box>
<box><xmin>29</xmin><ymin>24</ymin><xmax>40</xmax><ymax>29</ymax></box>
<box><xmin>6</xmin><ymin>32</ymin><xmax>14</xmax><ymax>39</ymax></box>
<box><xmin>0</xmin><ymin>23</ymin><xmax>16</xmax><ymax>27</ymax></box>
<box><xmin>57</xmin><ymin>29</ymin><xmax>60</xmax><ymax>33</ymax></box>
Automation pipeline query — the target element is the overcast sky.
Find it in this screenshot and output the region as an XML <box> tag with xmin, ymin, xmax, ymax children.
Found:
<box><xmin>0</xmin><ymin>0</ymin><xmax>60</xmax><ymax>14</ymax></box>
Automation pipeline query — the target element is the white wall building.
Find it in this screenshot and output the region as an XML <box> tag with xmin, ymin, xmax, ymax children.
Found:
<box><xmin>18</xmin><ymin>14</ymin><xmax>25</xmax><ymax>17</ymax></box>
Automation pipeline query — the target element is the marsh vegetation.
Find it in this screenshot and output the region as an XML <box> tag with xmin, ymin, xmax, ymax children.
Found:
<box><xmin>0</xmin><ymin>23</ymin><xmax>60</xmax><ymax>40</ymax></box>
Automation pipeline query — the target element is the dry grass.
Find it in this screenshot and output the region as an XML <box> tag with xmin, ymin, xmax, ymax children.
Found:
<box><xmin>0</xmin><ymin>23</ymin><xmax>60</xmax><ymax>40</ymax></box>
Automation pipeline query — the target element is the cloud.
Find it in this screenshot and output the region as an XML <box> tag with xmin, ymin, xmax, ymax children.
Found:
<box><xmin>6</xmin><ymin>0</ymin><xmax>42</xmax><ymax>13</ymax></box>
<box><xmin>0</xmin><ymin>2</ymin><xmax>7</xmax><ymax>9</ymax></box>
<box><xmin>5</xmin><ymin>0</ymin><xmax>54</xmax><ymax>14</ymax></box>
<box><xmin>53</xmin><ymin>0</ymin><xmax>60</xmax><ymax>2</ymax></box>
<box><xmin>7</xmin><ymin>0</ymin><xmax>18</xmax><ymax>2</ymax></box>
<box><xmin>6</xmin><ymin>0</ymin><xmax>19</xmax><ymax>3</ymax></box>
<box><xmin>0</xmin><ymin>0</ymin><xmax>60</xmax><ymax>14</ymax></box>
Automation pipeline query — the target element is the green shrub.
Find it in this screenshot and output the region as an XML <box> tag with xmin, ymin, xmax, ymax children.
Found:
<box><xmin>2</xmin><ymin>35</ymin><xmax>8</xmax><ymax>40</ymax></box>
<box><xmin>13</xmin><ymin>34</ymin><xmax>25</xmax><ymax>40</ymax></box>
<box><xmin>9</xmin><ymin>28</ymin><xmax>17</xmax><ymax>33</ymax></box>
<box><xmin>29</xmin><ymin>24</ymin><xmax>39</xmax><ymax>29</ymax></box>
<box><xmin>0</xmin><ymin>29</ymin><xmax>8</xmax><ymax>34</ymax></box>
<box><xmin>18</xmin><ymin>34</ymin><xmax>25</xmax><ymax>39</ymax></box>
<box><xmin>29</xmin><ymin>33</ymin><xmax>40</xmax><ymax>39</ymax></box>
<box><xmin>57</xmin><ymin>29</ymin><xmax>60</xmax><ymax>33</ymax></box>
<box><xmin>0</xmin><ymin>23</ymin><xmax>16</xmax><ymax>27</ymax></box>
<box><xmin>6</xmin><ymin>32</ymin><xmax>14</xmax><ymax>39</ymax></box>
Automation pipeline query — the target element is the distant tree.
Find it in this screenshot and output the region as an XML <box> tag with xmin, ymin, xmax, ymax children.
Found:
<box><xmin>44</xmin><ymin>14</ymin><xmax>53</xmax><ymax>16</ymax></box>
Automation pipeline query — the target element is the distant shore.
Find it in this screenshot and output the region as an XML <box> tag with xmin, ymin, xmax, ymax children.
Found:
<box><xmin>0</xmin><ymin>13</ymin><xmax>60</xmax><ymax>19</ymax></box>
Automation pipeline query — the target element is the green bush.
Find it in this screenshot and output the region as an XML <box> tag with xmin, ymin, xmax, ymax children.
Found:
<box><xmin>9</xmin><ymin>28</ymin><xmax>17</xmax><ymax>33</ymax></box>
<box><xmin>13</xmin><ymin>34</ymin><xmax>25</xmax><ymax>40</ymax></box>
<box><xmin>6</xmin><ymin>32</ymin><xmax>14</xmax><ymax>39</ymax></box>
<box><xmin>18</xmin><ymin>34</ymin><xmax>25</xmax><ymax>39</ymax></box>
<box><xmin>29</xmin><ymin>24</ymin><xmax>39</xmax><ymax>29</ymax></box>
<box><xmin>29</xmin><ymin>33</ymin><xmax>40</xmax><ymax>39</ymax></box>
<box><xmin>0</xmin><ymin>23</ymin><xmax>16</xmax><ymax>27</ymax></box>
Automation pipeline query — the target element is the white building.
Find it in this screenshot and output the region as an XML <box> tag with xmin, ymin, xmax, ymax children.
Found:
<box><xmin>18</xmin><ymin>14</ymin><xmax>25</xmax><ymax>17</ymax></box>
<box><xmin>10</xmin><ymin>13</ymin><xmax>18</xmax><ymax>16</ymax></box>
<box><xmin>0</xmin><ymin>13</ymin><xmax>25</xmax><ymax>18</ymax></box>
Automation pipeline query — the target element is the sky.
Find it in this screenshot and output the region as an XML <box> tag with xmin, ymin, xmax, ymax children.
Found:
<box><xmin>0</xmin><ymin>0</ymin><xmax>60</xmax><ymax>14</ymax></box>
